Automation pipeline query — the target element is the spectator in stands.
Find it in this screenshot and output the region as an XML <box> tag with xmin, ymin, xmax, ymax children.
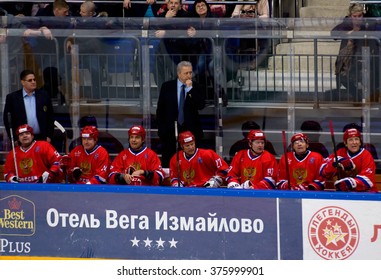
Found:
<box><xmin>108</xmin><ymin>125</ymin><xmax>165</xmax><ymax>185</ymax></box>
<box><xmin>35</xmin><ymin>0</ymin><xmax>70</xmax><ymax>16</ymax></box>
<box><xmin>170</xmin><ymin>131</ymin><xmax>229</xmax><ymax>187</ymax></box>
<box><xmin>0</xmin><ymin>14</ymin><xmax>40</xmax><ymax>92</ymax></box>
<box><xmin>62</xmin><ymin>126</ymin><xmax>110</xmax><ymax>184</ymax></box>
<box><xmin>156</xmin><ymin>61</ymin><xmax>206</xmax><ymax>168</ymax></box>
<box><xmin>229</xmin><ymin>120</ymin><xmax>276</xmax><ymax>163</ymax></box>
<box><xmin>336</xmin><ymin>122</ymin><xmax>378</xmax><ymax>160</ymax></box>
<box><xmin>69</xmin><ymin>116</ymin><xmax>124</xmax><ymax>155</ymax></box>
<box><xmin>3</xmin><ymin>70</ymin><xmax>55</xmax><ymax>143</ymax></box>
<box><xmin>154</xmin><ymin>0</ymin><xmax>190</xmax><ymax>88</ymax></box>
<box><xmin>231</xmin><ymin>0</ymin><xmax>269</xmax><ymax>18</ymax></box>
<box><xmin>79</xmin><ymin>0</ymin><xmax>97</xmax><ymax>17</ymax></box>
<box><xmin>300</xmin><ymin>120</ymin><xmax>329</xmax><ymax>158</ymax></box>
<box><xmin>320</xmin><ymin>127</ymin><xmax>377</xmax><ymax>192</ymax></box>
<box><xmin>226</xmin><ymin>130</ymin><xmax>277</xmax><ymax>189</ymax></box>
<box><xmin>0</xmin><ymin>2</ymin><xmax>33</xmax><ymax>16</ymax></box>
<box><xmin>332</xmin><ymin>3</ymin><xmax>379</xmax><ymax>103</ymax></box>
<box><xmin>66</xmin><ymin>0</ymin><xmax>107</xmax><ymax>99</ymax></box>
<box><xmin>123</xmin><ymin>0</ymin><xmax>160</xmax><ymax>17</ymax></box>
<box><xmin>277</xmin><ymin>133</ymin><xmax>325</xmax><ymax>191</ymax></box>
<box><xmin>186</xmin><ymin>0</ymin><xmax>216</xmax><ymax>87</ymax></box>
<box><xmin>4</xmin><ymin>124</ymin><xmax>63</xmax><ymax>184</ymax></box>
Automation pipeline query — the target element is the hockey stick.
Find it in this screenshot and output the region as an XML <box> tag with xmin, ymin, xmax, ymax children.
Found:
<box><xmin>54</xmin><ymin>120</ymin><xmax>68</xmax><ymax>154</ymax></box>
<box><xmin>54</xmin><ymin>120</ymin><xmax>69</xmax><ymax>183</ymax></box>
<box><xmin>7</xmin><ymin>112</ymin><xmax>19</xmax><ymax>179</ymax></box>
<box><xmin>329</xmin><ymin>120</ymin><xmax>342</xmax><ymax>180</ymax></box>
<box><xmin>281</xmin><ymin>130</ymin><xmax>291</xmax><ymax>188</ymax></box>
<box><xmin>175</xmin><ymin>121</ymin><xmax>181</xmax><ymax>187</ymax></box>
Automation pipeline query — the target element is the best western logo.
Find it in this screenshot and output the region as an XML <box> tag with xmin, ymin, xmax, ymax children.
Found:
<box><xmin>0</xmin><ymin>195</ymin><xmax>36</xmax><ymax>236</ymax></box>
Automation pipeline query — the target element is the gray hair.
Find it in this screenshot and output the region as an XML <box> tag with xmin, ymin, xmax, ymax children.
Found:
<box><xmin>177</xmin><ymin>61</ymin><xmax>192</xmax><ymax>73</ymax></box>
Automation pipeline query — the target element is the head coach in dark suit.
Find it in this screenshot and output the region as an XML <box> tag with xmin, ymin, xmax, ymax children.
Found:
<box><xmin>156</xmin><ymin>61</ymin><xmax>206</xmax><ymax>167</ymax></box>
<box><xmin>3</xmin><ymin>69</ymin><xmax>55</xmax><ymax>143</ymax></box>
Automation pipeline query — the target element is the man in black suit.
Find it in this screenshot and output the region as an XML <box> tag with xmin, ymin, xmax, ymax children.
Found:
<box><xmin>156</xmin><ymin>61</ymin><xmax>206</xmax><ymax>167</ymax></box>
<box><xmin>3</xmin><ymin>69</ymin><xmax>55</xmax><ymax>143</ymax></box>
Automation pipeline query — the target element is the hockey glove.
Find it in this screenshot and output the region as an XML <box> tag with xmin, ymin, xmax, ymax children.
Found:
<box><xmin>203</xmin><ymin>176</ymin><xmax>223</xmax><ymax>188</ymax></box>
<box><xmin>335</xmin><ymin>177</ymin><xmax>357</xmax><ymax>192</ymax></box>
<box><xmin>72</xmin><ymin>167</ymin><xmax>82</xmax><ymax>181</ymax></box>
<box><xmin>114</xmin><ymin>173</ymin><xmax>127</xmax><ymax>185</ymax></box>
<box><xmin>227</xmin><ymin>182</ymin><xmax>241</xmax><ymax>189</ymax></box>
<box><xmin>39</xmin><ymin>171</ymin><xmax>51</xmax><ymax>183</ymax></box>
<box><xmin>60</xmin><ymin>155</ymin><xmax>71</xmax><ymax>169</ymax></box>
<box><xmin>291</xmin><ymin>184</ymin><xmax>308</xmax><ymax>191</ymax></box>
<box><xmin>337</xmin><ymin>157</ymin><xmax>355</xmax><ymax>171</ymax></box>
<box><xmin>10</xmin><ymin>176</ymin><xmax>19</xmax><ymax>183</ymax></box>
<box><xmin>241</xmin><ymin>180</ymin><xmax>253</xmax><ymax>189</ymax></box>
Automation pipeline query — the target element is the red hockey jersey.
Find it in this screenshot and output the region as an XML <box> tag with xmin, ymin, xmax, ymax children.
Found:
<box><xmin>68</xmin><ymin>145</ymin><xmax>110</xmax><ymax>184</ymax></box>
<box><xmin>4</xmin><ymin>140</ymin><xmax>62</xmax><ymax>183</ymax></box>
<box><xmin>227</xmin><ymin>149</ymin><xmax>278</xmax><ymax>189</ymax></box>
<box><xmin>169</xmin><ymin>148</ymin><xmax>229</xmax><ymax>187</ymax></box>
<box><xmin>108</xmin><ymin>147</ymin><xmax>164</xmax><ymax>185</ymax></box>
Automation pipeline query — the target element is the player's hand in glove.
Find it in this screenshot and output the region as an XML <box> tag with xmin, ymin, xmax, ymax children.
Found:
<box><xmin>334</xmin><ymin>177</ymin><xmax>356</xmax><ymax>192</ymax></box>
<box><xmin>38</xmin><ymin>171</ymin><xmax>53</xmax><ymax>183</ymax></box>
<box><xmin>277</xmin><ymin>181</ymin><xmax>289</xmax><ymax>190</ymax></box>
<box><xmin>307</xmin><ymin>182</ymin><xmax>323</xmax><ymax>191</ymax></box>
<box><xmin>227</xmin><ymin>182</ymin><xmax>241</xmax><ymax>189</ymax></box>
<box><xmin>291</xmin><ymin>184</ymin><xmax>308</xmax><ymax>191</ymax></box>
<box><xmin>114</xmin><ymin>173</ymin><xmax>127</xmax><ymax>185</ymax></box>
<box><xmin>337</xmin><ymin>157</ymin><xmax>355</xmax><ymax>171</ymax></box>
<box><xmin>60</xmin><ymin>155</ymin><xmax>71</xmax><ymax>169</ymax></box>
<box><xmin>171</xmin><ymin>180</ymin><xmax>184</xmax><ymax>187</ymax></box>
<box><xmin>240</xmin><ymin>180</ymin><xmax>253</xmax><ymax>189</ymax></box>
<box><xmin>203</xmin><ymin>176</ymin><xmax>223</xmax><ymax>188</ymax></box>
<box><xmin>10</xmin><ymin>176</ymin><xmax>19</xmax><ymax>183</ymax></box>
<box><xmin>72</xmin><ymin>167</ymin><xmax>82</xmax><ymax>181</ymax></box>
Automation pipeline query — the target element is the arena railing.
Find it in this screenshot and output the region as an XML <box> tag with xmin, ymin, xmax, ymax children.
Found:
<box><xmin>1</xmin><ymin>14</ymin><xmax>381</xmax><ymax>171</ymax></box>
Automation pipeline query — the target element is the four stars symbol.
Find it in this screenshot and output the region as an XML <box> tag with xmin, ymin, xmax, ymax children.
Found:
<box><xmin>130</xmin><ymin>236</ymin><xmax>178</xmax><ymax>248</ymax></box>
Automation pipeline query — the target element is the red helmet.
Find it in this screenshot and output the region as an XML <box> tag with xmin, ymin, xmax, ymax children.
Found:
<box><xmin>81</xmin><ymin>126</ymin><xmax>99</xmax><ymax>141</ymax></box>
<box><xmin>291</xmin><ymin>133</ymin><xmax>309</xmax><ymax>144</ymax></box>
<box><xmin>128</xmin><ymin>125</ymin><xmax>146</xmax><ymax>141</ymax></box>
<box><xmin>178</xmin><ymin>131</ymin><xmax>195</xmax><ymax>145</ymax></box>
<box><xmin>247</xmin><ymin>130</ymin><xmax>266</xmax><ymax>141</ymax></box>
<box><xmin>343</xmin><ymin>128</ymin><xmax>362</xmax><ymax>142</ymax></box>
<box><xmin>16</xmin><ymin>124</ymin><xmax>34</xmax><ymax>136</ymax></box>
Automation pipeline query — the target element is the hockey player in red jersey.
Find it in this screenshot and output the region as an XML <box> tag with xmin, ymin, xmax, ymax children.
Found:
<box><xmin>63</xmin><ymin>126</ymin><xmax>110</xmax><ymax>184</ymax></box>
<box><xmin>277</xmin><ymin>133</ymin><xmax>325</xmax><ymax>191</ymax></box>
<box><xmin>169</xmin><ymin>131</ymin><xmax>229</xmax><ymax>188</ymax></box>
<box><xmin>4</xmin><ymin>124</ymin><xmax>62</xmax><ymax>183</ymax></box>
<box><xmin>320</xmin><ymin>128</ymin><xmax>377</xmax><ymax>192</ymax></box>
<box><xmin>226</xmin><ymin>130</ymin><xmax>277</xmax><ymax>189</ymax></box>
<box><xmin>108</xmin><ymin>125</ymin><xmax>164</xmax><ymax>185</ymax></box>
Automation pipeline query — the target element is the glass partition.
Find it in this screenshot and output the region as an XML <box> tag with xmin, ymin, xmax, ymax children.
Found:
<box><xmin>1</xmin><ymin>15</ymin><xmax>380</xmax><ymax>169</ymax></box>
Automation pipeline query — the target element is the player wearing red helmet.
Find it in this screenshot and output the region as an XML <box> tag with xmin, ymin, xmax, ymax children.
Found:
<box><xmin>62</xmin><ymin>126</ymin><xmax>110</xmax><ymax>184</ymax></box>
<box><xmin>226</xmin><ymin>130</ymin><xmax>278</xmax><ymax>189</ymax></box>
<box><xmin>169</xmin><ymin>131</ymin><xmax>229</xmax><ymax>187</ymax></box>
<box><xmin>4</xmin><ymin>124</ymin><xmax>63</xmax><ymax>183</ymax></box>
<box><xmin>108</xmin><ymin>125</ymin><xmax>164</xmax><ymax>185</ymax></box>
<box><xmin>320</xmin><ymin>128</ymin><xmax>376</xmax><ymax>192</ymax></box>
<box><xmin>277</xmin><ymin>133</ymin><xmax>325</xmax><ymax>191</ymax></box>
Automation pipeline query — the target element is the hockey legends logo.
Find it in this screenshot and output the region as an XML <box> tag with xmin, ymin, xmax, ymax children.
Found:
<box><xmin>308</xmin><ymin>206</ymin><xmax>359</xmax><ymax>260</ymax></box>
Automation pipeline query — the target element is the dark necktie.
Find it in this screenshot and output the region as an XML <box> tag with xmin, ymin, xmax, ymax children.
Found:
<box><xmin>178</xmin><ymin>84</ymin><xmax>185</xmax><ymax>125</ymax></box>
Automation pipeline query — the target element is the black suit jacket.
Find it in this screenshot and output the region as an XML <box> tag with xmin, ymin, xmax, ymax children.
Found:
<box><xmin>156</xmin><ymin>79</ymin><xmax>206</xmax><ymax>140</ymax></box>
<box><xmin>3</xmin><ymin>88</ymin><xmax>55</xmax><ymax>140</ymax></box>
